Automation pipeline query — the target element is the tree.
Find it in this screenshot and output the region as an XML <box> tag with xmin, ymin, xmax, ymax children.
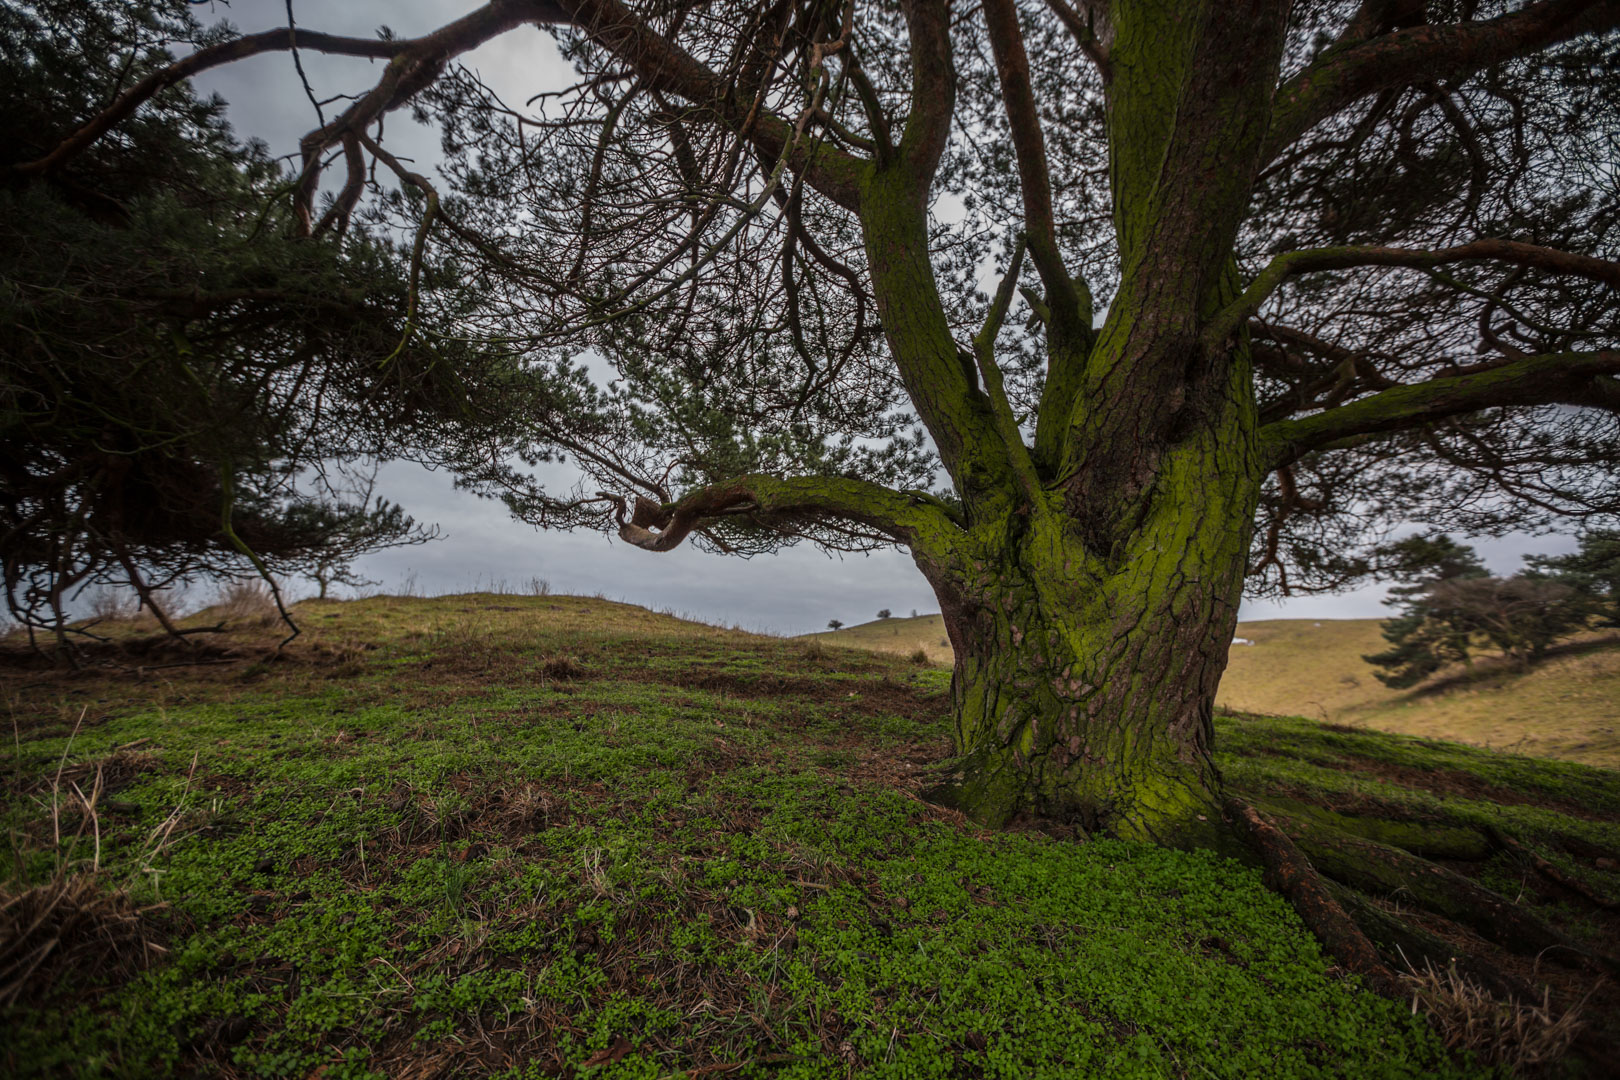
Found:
<box><xmin>1359</xmin><ymin>533</ymin><xmax>1487</xmax><ymax>684</ymax></box>
<box><xmin>0</xmin><ymin>2</ymin><xmax>519</xmax><ymax>650</ymax></box>
<box><xmin>1365</xmin><ymin>540</ymin><xmax>1592</xmax><ymax>685</ymax></box>
<box><xmin>877</xmin><ymin>609</ymin><xmax>893</xmax><ymax>620</ymax></box>
<box><xmin>1528</xmin><ymin>529</ymin><xmax>1620</xmax><ymax>626</ymax></box>
<box><xmin>18</xmin><ymin>0</ymin><xmax>1620</xmax><ymax>864</ymax></box>
<box><xmin>1436</xmin><ymin>574</ymin><xmax>1592</xmax><ymax>662</ymax></box>
<box><xmin>827</xmin><ymin>619</ymin><xmax>844</xmax><ymax>630</ymax></box>
<box><xmin>279</xmin><ymin>478</ymin><xmax>440</xmax><ymax>600</ymax></box>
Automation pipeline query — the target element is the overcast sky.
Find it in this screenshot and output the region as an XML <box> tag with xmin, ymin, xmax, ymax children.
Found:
<box><xmin>186</xmin><ymin>0</ymin><xmax>1580</xmax><ymax>634</ymax></box>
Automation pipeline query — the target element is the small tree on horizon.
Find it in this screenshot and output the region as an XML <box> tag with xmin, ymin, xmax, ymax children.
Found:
<box><xmin>826</xmin><ymin>619</ymin><xmax>844</xmax><ymax>631</ymax></box>
<box><xmin>1366</xmin><ymin>535</ymin><xmax>1604</xmax><ymax>685</ymax></box>
<box><xmin>877</xmin><ymin>609</ymin><xmax>893</xmax><ymax>620</ymax></box>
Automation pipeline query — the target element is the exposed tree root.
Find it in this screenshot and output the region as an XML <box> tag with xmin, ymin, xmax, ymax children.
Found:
<box><xmin>1321</xmin><ymin>882</ymin><xmax>1533</xmax><ymax>1004</ymax></box>
<box><xmin>1223</xmin><ymin>799</ymin><xmax>1401</xmax><ymax>996</ymax></box>
<box><xmin>1227</xmin><ymin>796</ymin><xmax>1618</xmax><ymax>1072</ymax></box>
<box><xmin>1539</xmin><ymin>831</ymin><xmax>1620</xmax><ymax>868</ymax></box>
<box><xmin>1488</xmin><ymin>828</ymin><xmax>1620</xmax><ymax>912</ymax></box>
<box><xmin>1259</xmin><ymin>795</ymin><xmax>1494</xmax><ymax>860</ymax></box>
<box><xmin>1279</xmin><ymin>814</ymin><xmax>1617</xmax><ymax>977</ymax></box>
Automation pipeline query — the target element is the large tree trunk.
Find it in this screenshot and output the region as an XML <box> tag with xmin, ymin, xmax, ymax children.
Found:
<box><xmin>921</xmin><ymin>420</ymin><xmax>1263</xmax><ymax>847</ymax></box>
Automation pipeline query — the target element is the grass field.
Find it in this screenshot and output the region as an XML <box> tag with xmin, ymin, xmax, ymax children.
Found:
<box><xmin>811</xmin><ymin>616</ymin><xmax>1620</xmax><ymax>770</ymax></box>
<box><xmin>3</xmin><ymin>596</ymin><xmax>1617</xmax><ymax>1078</ymax></box>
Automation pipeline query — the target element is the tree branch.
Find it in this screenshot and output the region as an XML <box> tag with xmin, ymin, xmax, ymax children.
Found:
<box><xmin>1262</xmin><ymin>350</ymin><xmax>1620</xmax><ymax>464</ymax></box>
<box><xmin>602</xmin><ymin>475</ymin><xmax>966</xmax><ymax>555</ymax></box>
<box><xmin>12</xmin><ymin>0</ymin><xmax>870</xmax><ymax>213</ymax></box>
<box><xmin>1266</xmin><ymin>0</ymin><xmax>1620</xmax><ymax>165</ymax></box>
<box><xmin>972</xmin><ymin>236</ymin><xmax>1047</xmax><ymax>508</ymax></box>
<box><xmin>8</xmin><ymin>23</ymin><xmax>453</xmax><ymax>178</ymax></box>
<box><xmin>1042</xmin><ymin>0</ymin><xmax>1111</xmax><ymax>81</ymax></box>
<box><xmin>557</xmin><ymin>0</ymin><xmax>869</xmax><ymax>209</ymax></box>
<box><xmin>896</xmin><ymin>0</ymin><xmax>955</xmax><ymax>185</ymax></box>
<box><xmin>981</xmin><ymin>0</ymin><xmax>1084</xmax><ymax>325</ymax></box>
<box><xmin>1207</xmin><ymin>239</ymin><xmax>1620</xmax><ymax>348</ymax></box>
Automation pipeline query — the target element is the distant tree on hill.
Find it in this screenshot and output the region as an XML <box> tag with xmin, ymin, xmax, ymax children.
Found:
<box><xmin>1366</xmin><ymin>535</ymin><xmax>1601</xmax><ymax>686</ymax></box>
<box><xmin>826</xmin><ymin>619</ymin><xmax>843</xmax><ymax>631</ymax></box>
<box><xmin>1360</xmin><ymin>534</ymin><xmax>1485</xmax><ymax>685</ymax></box>
<box><xmin>1528</xmin><ymin>530</ymin><xmax>1620</xmax><ymax>627</ymax></box>
<box><xmin>282</xmin><ymin>480</ymin><xmax>439</xmax><ymax>600</ymax></box>
<box><xmin>877</xmin><ymin>609</ymin><xmax>892</xmax><ymax>621</ymax></box>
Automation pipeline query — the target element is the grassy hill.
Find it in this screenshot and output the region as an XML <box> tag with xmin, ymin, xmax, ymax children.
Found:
<box><xmin>811</xmin><ymin>615</ymin><xmax>1620</xmax><ymax>769</ymax></box>
<box><xmin>3</xmin><ymin>596</ymin><xmax>1618</xmax><ymax>1077</ymax></box>
<box><xmin>815</xmin><ymin>613</ymin><xmax>957</xmax><ymax>666</ymax></box>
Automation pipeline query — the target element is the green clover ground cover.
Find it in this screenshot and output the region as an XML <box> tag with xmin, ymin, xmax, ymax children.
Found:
<box><xmin>1</xmin><ymin>596</ymin><xmax>1495</xmax><ymax>1078</ymax></box>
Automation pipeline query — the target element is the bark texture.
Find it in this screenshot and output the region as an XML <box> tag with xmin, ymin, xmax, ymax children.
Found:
<box><xmin>919</xmin><ymin>418</ymin><xmax>1262</xmax><ymax>843</ymax></box>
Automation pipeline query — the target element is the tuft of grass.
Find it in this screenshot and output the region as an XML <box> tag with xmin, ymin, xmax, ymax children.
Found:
<box><xmin>84</xmin><ymin>588</ymin><xmax>141</xmax><ymax>625</ymax></box>
<box><xmin>1399</xmin><ymin>959</ymin><xmax>1585</xmax><ymax>1071</ymax></box>
<box><xmin>211</xmin><ymin>579</ymin><xmax>280</xmax><ymax>629</ymax></box>
<box><xmin>538</xmin><ymin>653</ymin><xmax>587</xmax><ymax>681</ymax></box>
<box><xmin>0</xmin><ymin>872</ymin><xmax>168</xmax><ymax>1008</ymax></box>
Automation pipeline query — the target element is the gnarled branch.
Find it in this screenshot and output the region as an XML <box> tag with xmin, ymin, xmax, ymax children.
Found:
<box><xmin>1262</xmin><ymin>350</ymin><xmax>1620</xmax><ymax>464</ymax></box>
<box><xmin>602</xmin><ymin>475</ymin><xmax>966</xmax><ymax>557</ymax></box>
<box><xmin>1266</xmin><ymin>0</ymin><xmax>1620</xmax><ymax>165</ymax></box>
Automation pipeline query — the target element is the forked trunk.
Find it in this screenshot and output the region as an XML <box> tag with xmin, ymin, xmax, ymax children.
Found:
<box><xmin>921</xmin><ymin>431</ymin><xmax>1262</xmax><ymax>847</ymax></box>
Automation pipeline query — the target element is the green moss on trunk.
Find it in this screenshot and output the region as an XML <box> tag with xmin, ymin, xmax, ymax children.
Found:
<box><xmin>921</xmin><ymin>406</ymin><xmax>1263</xmax><ymax>846</ymax></box>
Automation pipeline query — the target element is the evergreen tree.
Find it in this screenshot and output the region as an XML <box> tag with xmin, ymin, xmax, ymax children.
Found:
<box><xmin>1367</xmin><ymin>534</ymin><xmax>1601</xmax><ymax>686</ymax></box>
<box><xmin>0</xmin><ymin>1</ymin><xmax>527</xmax><ymax>648</ymax></box>
<box><xmin>1363</xmin><ymin>535</ymin><xmax>1490</xmax><ymax>687</ymax></box>
<box><xmin>1528</xmin><ymin>530</ymin><xmax>1620</xmax><ymax>626</ymax></box>
<box><xmin>12</xmin><ymin>0</ymin><xmax>1618</xmax><ymax>846</ymax></box>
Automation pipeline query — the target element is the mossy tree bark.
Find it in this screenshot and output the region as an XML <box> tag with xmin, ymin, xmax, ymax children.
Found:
<box><xmin>919</xmin><ymin>399</ymin><xmax>1264</xmax><ymax>843</ymax></box>
<box><xmin>865</xmin><ymin>0</ymin><xmax>1282</xmax><ymax>843</ymax></box>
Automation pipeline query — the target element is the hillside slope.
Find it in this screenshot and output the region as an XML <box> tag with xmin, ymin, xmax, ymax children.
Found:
<box><xmin>3</xmin><ymin>596</ymin><xmax>1617</xmax><ymax>1077</ymax></box>
<box><xmin>811</xmin><ymin>616</ymin><xmax>1620</xmax><ymax>769</ymax></box>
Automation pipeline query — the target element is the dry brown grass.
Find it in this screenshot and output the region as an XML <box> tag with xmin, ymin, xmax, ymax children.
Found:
<box><xmin>807</xmin><ymin>613</ymin><xmax>952</xmax><ymax>665</ymax></box>
<box><xmin>1222</xmin><ymin>620</ymin><xmax>1620</xmax><ymax>768</ymax></box>
<box><xmin>538</xmin><ymin>654</ymin><xmax>588</xmax><ymax>681</ymax></box>
<box><xmin>1401</xmin><ymin>959</ymin><xmax>1587</xmax><ymax>1072</ymax></box>
<box><xmin>84</xmin><ymin>587</ymin><xmax>141</xmax><ymax>624</ymax></box>
<box><xmin>22</xmin><ymin>745</ymin><xmax>158</xmax><ymax>798</ymax></box>
<box><xmin>0</xmin><ymin>872</ymin><xmax>168</xmax><ymax>1008</ymax></box>
<box><xmin>213</xmin><ymin>579</ymin><xmax>280</xmax><ymax>628</ymax></box>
